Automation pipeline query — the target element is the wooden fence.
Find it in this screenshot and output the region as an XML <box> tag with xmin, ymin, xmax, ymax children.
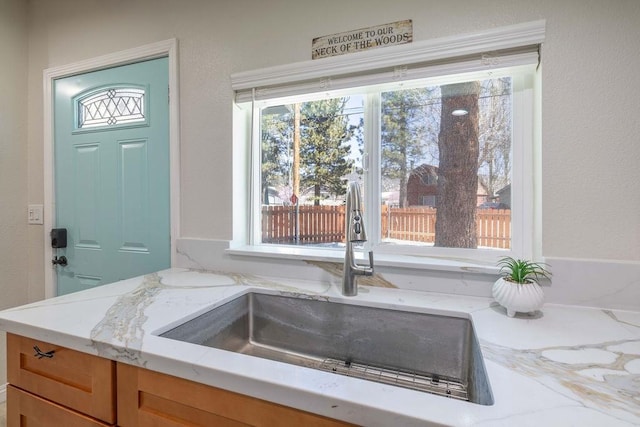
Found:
<box><xmin>262</xmin><ymin>205</ymin><xmax>511</xmax><ymax>249</ymax></box>
<box><xmin>262</xmin><ymin>205</ymin><xmax>345</xmax><ymax>245</ymax></box>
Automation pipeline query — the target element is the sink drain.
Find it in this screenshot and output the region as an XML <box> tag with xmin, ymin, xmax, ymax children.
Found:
<box><xmin>318</xmin><ymin>358</ymin><xmax>469</xmax><ymax>401</ymax></box>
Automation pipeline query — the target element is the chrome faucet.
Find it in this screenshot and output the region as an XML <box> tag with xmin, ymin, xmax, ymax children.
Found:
<box><xmin>342</xmin><ymin>182</ymin><xmax>374</xmax><ymax>296</ymax></box>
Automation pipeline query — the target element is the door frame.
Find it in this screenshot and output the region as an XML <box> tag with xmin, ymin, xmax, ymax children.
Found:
<box><xmin>43</xmin><ymin>39</ymin><xmax>180</xmax><ymax>298</ymax></box>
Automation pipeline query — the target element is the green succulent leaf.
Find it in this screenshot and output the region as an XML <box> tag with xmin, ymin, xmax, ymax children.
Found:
<box><xmin>497</xmin><ymin>256</ymin><xmax>551</xmax><ymax>284</ymax></box>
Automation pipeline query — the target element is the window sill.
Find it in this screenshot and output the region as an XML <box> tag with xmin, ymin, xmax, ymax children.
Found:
<box><xmin>225</xmin><ymin>245</ymin><xmax>499</xmax><ymax>276</ymax></box>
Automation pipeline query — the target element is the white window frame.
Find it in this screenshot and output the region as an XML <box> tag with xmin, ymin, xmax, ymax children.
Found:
<box><xmin>229</xmin><ymin>21</ymin><xmax>545</xmax><ymax>271</ymax></box>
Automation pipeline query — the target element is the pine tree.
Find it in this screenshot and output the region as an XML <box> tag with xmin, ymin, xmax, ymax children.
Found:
<box><xmin>299</xmin><ymin>98</ymin><xmax>356</xmax><ymax>206</ymax></box>
<box><xmin>261</xmin><ymin>108</ymin><xmax>292</xmax><ymax>204</ymax></box>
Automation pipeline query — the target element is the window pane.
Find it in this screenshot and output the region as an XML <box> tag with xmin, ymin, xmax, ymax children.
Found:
<box><xmin>260</xmin><ymin>96</ymin><xmax>364</xmax><ymax>247</ymax></box>
<box><xmin>380</xmin><ymin>77</ymin><xmax>512</xmax><ymax>250</ymax></box>
<box><xmin>77</xmin><ymin>87</ymin><xmax>145</xmax><ymax>129</ymax></box>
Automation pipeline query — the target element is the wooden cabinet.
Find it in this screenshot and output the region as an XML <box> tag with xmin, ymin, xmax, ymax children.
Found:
<box><xmin>7</xmin><ymin>334</ymin><xmax>356</xmax><ymax>427</ymax></box>
<box><xmin>117</xmin><ymin>363</ymin><xmax>355</xmax><ymax>427</ymax></box>
<box><xmin>7</xmin><ymin>386</ymin><xmax>112</xmax><ymax>427</ymax></box>
<box><xmin>6</xmin><ymin>333</ymin><xmax>116</xmax><ymax>426</ymax></box>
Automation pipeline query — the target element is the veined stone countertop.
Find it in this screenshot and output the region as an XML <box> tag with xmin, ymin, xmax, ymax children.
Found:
<box><xmin>1</xmin><ymin>268</ymin><xmax>639</xmax><ymax>426</ymax></box>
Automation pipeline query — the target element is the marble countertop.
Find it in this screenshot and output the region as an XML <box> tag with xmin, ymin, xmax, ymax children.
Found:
<box><xmin>1</xmin><ymin>268</ymin><xmax>639</xmax><ymax>426</ymax></box>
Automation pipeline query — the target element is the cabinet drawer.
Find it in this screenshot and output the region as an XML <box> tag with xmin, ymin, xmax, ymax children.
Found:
<box><xmin>7</xmin><ymin>385</ymin><xmax>113</xmax><ymax>427</ymax></box>
<box><xmin>117</xmin><ymin>363</ymin><xmax>356</xmax><ymax>427</ymax></box>
<box><xmin>7</xmin><ymin>333</ymin><xmax>116</xmax><ymax>424</ymax></box>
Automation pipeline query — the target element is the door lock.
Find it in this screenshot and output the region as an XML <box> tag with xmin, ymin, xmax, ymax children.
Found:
<box><xmin>52</xmin><ymin>256</ymin><xmax>68</xmax><ymax>267</ymax></box>
<box><xmin>50</xmin><ymin>228</ymin><xmax>67</xmax><ymax>248</ymax></box>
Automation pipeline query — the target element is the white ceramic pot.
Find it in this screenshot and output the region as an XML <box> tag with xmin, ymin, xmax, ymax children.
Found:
<box><xmin>492</xmin><ymin>277</ymin><xmax>544</xmax><ymax>317</ymax></box>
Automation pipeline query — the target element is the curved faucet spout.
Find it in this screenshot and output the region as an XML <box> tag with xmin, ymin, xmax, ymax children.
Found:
<box><xmin>342</xmin><ymin>182</ymin><xmax>374</xmax><ymax>296</ymax></box>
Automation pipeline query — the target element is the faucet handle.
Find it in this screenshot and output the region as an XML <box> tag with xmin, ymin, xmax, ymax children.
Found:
<box><xmin>367</xmin><ymin>251</ymin><xmax>374</xmax><ymax>273</ymax></box>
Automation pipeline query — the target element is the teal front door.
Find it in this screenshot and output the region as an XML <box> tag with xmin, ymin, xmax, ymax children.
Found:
<box><xmin>53</xmin><ymin>58</ymin><xmax>170</xmax><ymax>295</ymax></box>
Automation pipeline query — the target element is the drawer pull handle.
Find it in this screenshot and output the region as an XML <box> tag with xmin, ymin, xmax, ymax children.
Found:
<box><xmin>33</xmin><ymin>345</ymin><xmax>55</xmax><ymax>359</ymax></box>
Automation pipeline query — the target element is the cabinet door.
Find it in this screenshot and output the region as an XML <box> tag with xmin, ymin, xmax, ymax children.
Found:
<box><xmin>7</xmin><ymin>334</ymin><xmax>116</xmax><ymax>424</ymax></box>
<box><xmin>117</xmin><ymin>363</ymin><xmax>356</xmax><ymax>427</ymax></box>
<box><xmin>7</xmin><ymin>385</ymin><xmax>113</xmax><ymax>427</ymax></box>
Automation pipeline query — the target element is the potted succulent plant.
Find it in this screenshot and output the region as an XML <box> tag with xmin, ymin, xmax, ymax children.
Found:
<box><xmin>492</xmin><ymin>256</ymin><xmax>551</xmax><ymax>317</ymax></box>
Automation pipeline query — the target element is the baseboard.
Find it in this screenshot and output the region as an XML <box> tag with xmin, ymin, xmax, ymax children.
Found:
<box><xmin>0</xmin><ymin>382</ymin><xmax>6</xmax><ymax>403</ymax></box>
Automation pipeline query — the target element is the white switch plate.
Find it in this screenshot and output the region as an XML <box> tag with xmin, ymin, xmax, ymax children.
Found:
<box><xmin>28</xmin><ymin>204</ymin><xmax>44</xmax><ymax>225</ymax></box>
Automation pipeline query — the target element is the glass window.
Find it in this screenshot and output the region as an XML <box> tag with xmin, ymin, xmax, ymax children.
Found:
<box><xmin>380</xmin><ymin>77</ymin><xmax>513</xmax><ymax>250</ymax></box>
<box><xmin>254</xmin><ymin>71</ymin><xmax>527</xmax><ymax>257</ymax></box>
<box><xmin>234</xmin><ymin>21</ymin><xmax>544</xmax><ymax>263</ymax></box>
<box><xmin>76</xmin><ymin>87</ymin><xmax>146</xmax><ymax>129</ymax></box>
<box><xmin>260</xmin><ymin>96</ymin><xmax>364</xmax><ymax>246</ymax></box>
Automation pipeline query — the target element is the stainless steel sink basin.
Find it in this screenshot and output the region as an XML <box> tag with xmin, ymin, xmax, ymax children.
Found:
<box><xmin>159</xmin><ymin>292</ymin><xmax>493</xmax><ymax>405</ymax></box>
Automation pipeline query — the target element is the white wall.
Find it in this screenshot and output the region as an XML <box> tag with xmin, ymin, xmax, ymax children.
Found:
<box><xmin>0</xmin><ymin>0</ymin><xmax>29</xmax><ymax>391</ymax></box>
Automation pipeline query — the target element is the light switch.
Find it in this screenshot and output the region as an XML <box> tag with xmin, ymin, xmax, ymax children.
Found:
<box><xmin>28</xmin><ymin>204</ymin><xmax>44</xmax><ymax>225</ymax></box>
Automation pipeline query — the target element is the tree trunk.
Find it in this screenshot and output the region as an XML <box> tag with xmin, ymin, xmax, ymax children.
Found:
<box><xmin>435</xmin><ymin>82</ymin><xmax>480</xmax><ymax>248</ymax></box>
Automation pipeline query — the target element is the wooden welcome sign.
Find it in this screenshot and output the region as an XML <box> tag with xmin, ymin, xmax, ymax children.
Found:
<box><xmin>312</xmin><ymin>20</ymin><xmax>413</xmax><ymax>59</ymax></box>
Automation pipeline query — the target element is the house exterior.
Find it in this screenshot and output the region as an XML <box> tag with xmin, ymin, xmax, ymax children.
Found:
<box><xmin>406</xmin><ymin>164</ymin><xmax>489</xmax><ymax>207</ymax></box>
<box><xmin>406</xmin><ymin>164</ymin><xmax>439</xmax><ymax>207</ymax></box>
<box><xmin>497</xmin><ymin>184</ymin><xmax>511</xmax><ymax>208</ymax></box>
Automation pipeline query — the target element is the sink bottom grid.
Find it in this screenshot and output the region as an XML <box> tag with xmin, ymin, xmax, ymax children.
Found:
<box><xmin>318</xmin><ymin>358</ymin><xmax>469</xmax><ymax>401</ymax></box>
